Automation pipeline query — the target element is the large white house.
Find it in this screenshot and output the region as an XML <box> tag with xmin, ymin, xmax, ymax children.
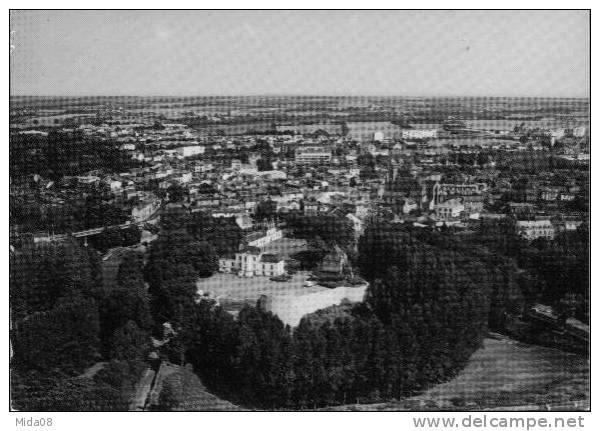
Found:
<box><xmin>219</xmin><ymin>248</ymin><xmax>285</xmax><ymax>277</ymax></box>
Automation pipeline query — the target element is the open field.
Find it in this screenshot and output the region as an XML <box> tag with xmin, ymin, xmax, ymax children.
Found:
<box><xmin>197</xmin><ymin>269</ymin><xmax>367</xmax><ymax>326</ymax></box>
<box><xmin>197</xmin><ymin>271</ymin><xmax>320</xmax><ymax>301</ymax></box>
<box><xmin>325</xmin><ymin>334</ymin><xmax>589</xmax><ymax>411</ymax></box>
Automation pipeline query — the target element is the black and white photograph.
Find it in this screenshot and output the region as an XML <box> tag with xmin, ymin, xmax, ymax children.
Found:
<box><xmin>8</xmin><ymin>8</ymin><xmax>590</xmax><ymax>417</ymax></box>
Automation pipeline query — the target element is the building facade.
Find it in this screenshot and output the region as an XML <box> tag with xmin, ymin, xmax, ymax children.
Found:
<box><xmin>219</xmin><ymin>250</ymin><xmax>285</xmax><ymax>277</ymax></box>
<box><xmin>176</xmin><ymin>145</ymin><xmax>205</xmax><ymax>157</ymax></box>
<box><xmin>516</xmin><ymin>220</ymin><xmax>556</xmax><ymax>240</ymax></box>
<box><xmin>294</xmin><ymin>147</ymin><xmax>332</xmax><ymax>164</ymax></box>
<box><xmin>434</xmin><ymin>198</ymin><xmax>465</xmax><ymax>220</ymax></box>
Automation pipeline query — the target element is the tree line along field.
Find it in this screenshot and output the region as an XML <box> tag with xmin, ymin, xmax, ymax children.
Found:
<box><xmin>325</xmin><ymin>334</ymin><xmax>589</xmax><ymax>411</ymax></box>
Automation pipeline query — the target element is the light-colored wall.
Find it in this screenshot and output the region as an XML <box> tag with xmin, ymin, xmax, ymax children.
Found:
<box><xmin>266</xmin><ymin>284</ymin><xmax>368</xmax><ymax>327</ymax></box>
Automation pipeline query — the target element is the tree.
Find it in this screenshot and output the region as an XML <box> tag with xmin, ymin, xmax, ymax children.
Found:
<box><xmin>99</xmin><ymin>288</ymin><xmax>153</xmax><ymax>355</ymax></box>
<box><xmin>188</xmin><ymin>212</ymin><xmax>244</xmax><ymax>255</ymax></box>
<box><xmin>255</xmin><ymin>199</ymin><xmax>277</xmax><ymax>220</ymax></box>
<box><xmin>12</xmin><ymin>295</ymin><xmax>101</xmax><ymax>374</ymax></box>
<box><xmin>357</xmin><ymin>153</ymin><xmax>377</xmax><ymax>180</ymax></box>
<box><xmin>146</xmin><ymin>230</ymin><xmax>218</xmax><ymax>284</ymax></box>
<box><xmin>90</xmin><ymin>225</ymin><xmax>141</xmax><ymax>253</ymax></box>
<box><xmin>283</xmin><ymin>214</ymin><xmax>355</xmax><ymax>252</ymax></box>
<box><xmin>11</xmin><ymin>239</ymin><xmax>99</xmax><ymax>321</ymax></box>
<box><xmin>154</xmin><ymin>380</ymin><xmax>179</xmax><ymax>411</ymax></box>
<box><xmin>10</xmin><ymin>130</ymin><xmax>138</xmax><ymax>181</ymax></box>
<box><xmin>109</xmin><ymin>321</ymin><xmax>150</xmax><ymax>378</ymax></box>
<box><xmin>11</xmin><ymin>373</ymin><xmax>126</xmax><ymax>411</ymax></box>
<box><xmin>148</xmin><ymin>263</ymin><xmax>198</xmax><ymax>325</ymax></box>
<box><xmin>167</xmin><ymin>183</ymin><xmax>187</xmax><ymax>203</ymax></box>
<box><xmin>116</xmin><ymin>250</ymin><xmax>145</xmax><ymax>288</ymax></box>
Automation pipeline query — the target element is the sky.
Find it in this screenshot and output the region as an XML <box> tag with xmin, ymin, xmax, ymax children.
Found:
<box><xmin>10</xmin><ymin>10</ymin><xmax>590</xmax><ymax>97</ymax></box>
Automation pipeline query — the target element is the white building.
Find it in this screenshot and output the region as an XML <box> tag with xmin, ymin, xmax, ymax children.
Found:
<box><xmin>401</xmin><ymin>128</ymin><xmax>438</xmax><ymax>140</ymax></box>
<box><xmin>564</xmin><ymin>220</ymin><xmax>583</xmax><ymax>231</ymax></box>
<box><xmin>120</xmin><ymin>143</ymin><xmax>136</xmax><ymax>151</ymax></box>
<box><xmin>434</xmin><ymin>198</ymin><xmax>464</xmax><ymax>220</ymax></box>
<box><xmin>295</xmin><ymin>147</ymin><xmax>332</xmax><ymax>164</ymax></box>
<box><xmin>108</xmin><ymin>179</ymin><xmax>123</xmax><ymax>192</ymax></box>
<box><xmin>176</xmin><ymin>145</ymin><xmax>205</xmax><ymax>157</ymax></box>
<box><xmin>235</xmin><ymin>213</ymin><xmax>253</xmax><ymax>230</ymax></box>
<box><xmin>256</xmin><ymin>170</ymin><xmax>287</xmax><ymax>180</ymax></box>
<box><xmin>548</xmin><ymin>129</ymin><xmax>566</xmax><ymax>140</ymax></box>
<box><xmin>571</xmin><ymin>126</ymin><xmax>588</xmax><ymax>137</ymax></box>
<box><xmin>516</xmin><ymin>220</ymin><xmax>555</xmax><ymax>241</ymax></box>
<box><xmin>346</xmin><ymin>213</ymin><xmax>364</xmax><ymax>237</ymax></box>
<box><xmin>131</xmin><ymin>200</ymin><xmax>160</xmax><ymax>223</ymax></box>
<box><xmin>219</xmin><ymin>249</ymin><xmax>285</xmax><ymax>277</ymax></box>
<box><xmin>176</xmin><ymin>172</ymin><xmax>193</xmax><ymax>184</ymax></box>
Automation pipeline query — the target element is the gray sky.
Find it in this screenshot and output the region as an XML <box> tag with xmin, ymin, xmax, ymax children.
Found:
<box><xmin>10</xmin><ymin>10</ymin><xmax>590</xmax><ymax>97</ymax></box>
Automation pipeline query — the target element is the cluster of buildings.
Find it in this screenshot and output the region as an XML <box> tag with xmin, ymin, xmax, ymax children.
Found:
<box><xmin>12</xmin><ymin>111</ymin><xmax>589</xmax><ymax>246</ymax></box>
<box><xmin>10</xmin><ymin>100</ymin><xmax>590</xmax><ymax>333</ymax></box>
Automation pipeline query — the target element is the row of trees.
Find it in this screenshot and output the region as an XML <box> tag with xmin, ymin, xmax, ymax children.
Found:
<box><xmin>89</xmin><ymin>225</ymin><xmax>142</xmax><ymax>253</ymax></box>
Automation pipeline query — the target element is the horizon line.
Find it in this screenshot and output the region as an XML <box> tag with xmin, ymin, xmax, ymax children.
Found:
<box><xmin>10</xmin><ymin>93</ymin><xmax>591</xmax><ymax>99</ymax></box>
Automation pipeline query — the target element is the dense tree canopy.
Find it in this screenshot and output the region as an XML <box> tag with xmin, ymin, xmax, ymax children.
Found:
<box><xmin>10</xmin><ymin>130</ymin><xmax>138</xmax><ymax>180</ymax></box>
<box><xmin>10</xmin><ymin>239</ymin><xmax>153</xmax><ymax>411</ymax></box>
<box><xmin>10</xmin><ymin>239</ymin><xmax>98</xmax><ymax>320</ymax></box>
<box><xmin>282</xmin><ymin>213</ymin><xmax>355</xmax><ymax>252</ymax></box>
<box><xmin>167</xmin><ymin>222</ymin><xmax>494</xmax><ymax>409</ymax></box>
<box><xmin>160</xmin><ymin>207</ymin><xmax>243</xmax><ymax>256</ymax></box>
<box><xmin>89</xmin><ymin>225</ymin><xmax>142</xmax><ymax>253</ymax></box>
<box><xmin>12</xmin><ymin>295</ymin><xmax>101</xmax><ymax>374</ymax></box>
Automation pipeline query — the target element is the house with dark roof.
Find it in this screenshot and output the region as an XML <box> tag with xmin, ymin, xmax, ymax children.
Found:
<box><xmin>218</xmin><ymin>247</ymin><xmax>285</xmax><ymax>278</ymax></box>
